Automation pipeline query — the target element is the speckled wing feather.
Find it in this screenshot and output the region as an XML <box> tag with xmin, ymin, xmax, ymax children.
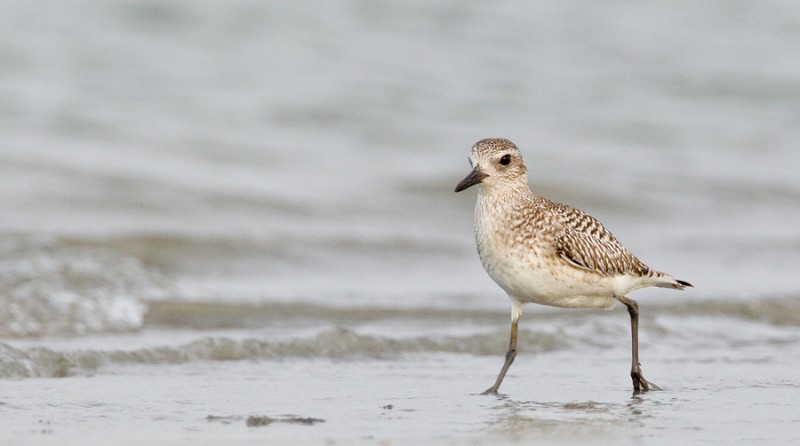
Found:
<box><xmin>552</xmin><ymin>202</ymin><xmax>649</xmax><ymax>277</ymax></box>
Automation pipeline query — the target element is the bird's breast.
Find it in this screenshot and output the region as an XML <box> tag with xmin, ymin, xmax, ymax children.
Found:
<box><xmin>475</xmin><ymin>198</ymin><xmax>551</xmax><ymax>288</ymax></box>
<box><xmin>473</xmin><ymin>196</ymin><xmax>615</xmax><ymax>309</ymax></box>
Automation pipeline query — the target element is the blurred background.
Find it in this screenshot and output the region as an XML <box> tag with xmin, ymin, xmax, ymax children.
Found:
<box><xmin>1</xmin><ymin>0</ymin><xmax>799</xmax><ymax>336</ymax></box>
<box><xmin>2</xmin><ymin>2</ymin><xmax>800</xmax><ymax>443</ymax></box>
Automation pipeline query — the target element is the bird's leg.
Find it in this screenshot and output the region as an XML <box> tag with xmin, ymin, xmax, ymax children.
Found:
<box><xmin>617</xmin><ymin>295</ymin><xmax>661</xmax><ymax>393</ymax></box>
<box><xmin>482</xmin><ymin>301</ymin><xmax>522</xmax><ymax>395</ymax></box>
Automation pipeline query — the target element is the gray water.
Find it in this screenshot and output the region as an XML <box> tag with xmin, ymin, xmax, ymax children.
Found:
<box><xmin>1</xmin><ymin>1</ymin><xmax>800</xmax><ymax>444</ymax></box>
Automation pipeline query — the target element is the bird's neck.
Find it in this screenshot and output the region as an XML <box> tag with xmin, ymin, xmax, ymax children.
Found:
<box><xmin>477</xmin><ymin>181</ymin><xmax>534</xmax><ymax>212</ymax></box>
<box><xmin>478</xmin><ymin>180</ymin><xmax>533</xmax><ymax>199</ymax></box>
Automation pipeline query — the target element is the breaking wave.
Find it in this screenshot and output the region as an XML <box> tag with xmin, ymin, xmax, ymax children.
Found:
<box><xmin>2</xmin><ymin>293</ymin><xmax>799</xmax><ymax>379</ymax></box>
<box><xmin>0</xmin><ymin>236</ymin><xmax>169</xmax><ymax>337</ymax></box>
<box><xmin>0</xmin><ymin>327</ymin><xmax>568</xmax><ymax>379</ymax></box>
<box><xmin>142</xmin><ymin>296</ymin><xmax>800</xmax><ymax>330</ymax></box>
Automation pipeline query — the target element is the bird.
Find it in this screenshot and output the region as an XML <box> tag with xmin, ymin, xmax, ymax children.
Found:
<box><xmin>454</xmin><ymin>138</ymin><xmax>692</xmax><ymax>395</ymax></box>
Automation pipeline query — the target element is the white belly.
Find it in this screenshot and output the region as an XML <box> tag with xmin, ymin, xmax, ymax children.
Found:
<box><xmin>478</xmin><ymin>236</ymin><xmax>619</xmax><ymax>309</ymax></box>
<box><xmin>485</xmin><ymin>257</ymin><xmax>616</xmax><ymax>309</ymax></box>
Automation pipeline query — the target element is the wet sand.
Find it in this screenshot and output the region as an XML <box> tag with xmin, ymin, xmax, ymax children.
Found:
<box><xmin>3</xmin><ymin>330</ymin><xmax>798</xmax><ymax>445</ymax></box>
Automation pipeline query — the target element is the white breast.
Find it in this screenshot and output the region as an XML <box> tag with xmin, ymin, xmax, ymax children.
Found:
<box><xmin>475</xmin><ymin>193</ymin><xmax>616</xmax><ymax>310</ymax></box>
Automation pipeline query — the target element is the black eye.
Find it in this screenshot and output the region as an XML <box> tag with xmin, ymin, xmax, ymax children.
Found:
<box><xmin>499</xmin><ymin>154</ymin><xmax>511</xmax><ymax>165</ymax></box>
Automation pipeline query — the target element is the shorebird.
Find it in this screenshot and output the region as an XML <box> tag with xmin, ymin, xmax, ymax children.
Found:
<box><xmin>454</xmin><ymin>138</ymin><xmax>691</xmax><ymax>395</ymax></box>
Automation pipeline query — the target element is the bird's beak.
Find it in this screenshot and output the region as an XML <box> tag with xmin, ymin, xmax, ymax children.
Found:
<box><xmin>454</xmin><ymin>166</ymin><xmax>488</xmax><ymax>192</ymax></box>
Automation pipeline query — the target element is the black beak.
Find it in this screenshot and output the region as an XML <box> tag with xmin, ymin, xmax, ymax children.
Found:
<box><xmin>454</xmin><ymin>166</ymin><xmax>488</xmax><ymax>192</ymax></box>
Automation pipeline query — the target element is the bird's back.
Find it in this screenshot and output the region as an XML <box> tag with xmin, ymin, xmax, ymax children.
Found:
<box><xmin>546</xmin><ymin>198</ymin><xmax>650</xmax><ymax>277</ymax></box>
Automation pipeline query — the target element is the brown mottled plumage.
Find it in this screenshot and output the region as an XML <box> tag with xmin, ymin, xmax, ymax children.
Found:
<box><xmin>555</xmin><ymin>202</ymin><xmax>649</xmax><ymax>277</ymax></box>
<box><xmin>455</xmin><ymin>138</ymin><xmax>692</xmax><ymax>395</ymax></box>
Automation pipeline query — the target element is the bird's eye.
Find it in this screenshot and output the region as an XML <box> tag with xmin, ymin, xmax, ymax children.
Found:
<box><xmin>499</xmin><ymin>154</ymin><xmax>511</xmax><ymax>166</ymax></box>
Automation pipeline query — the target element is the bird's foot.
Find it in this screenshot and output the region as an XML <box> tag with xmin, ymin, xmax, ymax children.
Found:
<box><xmin>631</xmin><ymin>368</ymin><xmax>662</xmax><ymax>393</ymax></box>
<box><xmin>481</xmin><ymin>386</ymin><xmax>500</xmax><ymax>396</ymax></box>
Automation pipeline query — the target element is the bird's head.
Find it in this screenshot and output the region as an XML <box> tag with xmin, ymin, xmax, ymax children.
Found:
<box><xmin>454</xmin><ymin>138</ymin><xmax>528</xmax><ymax>193</ymax></box>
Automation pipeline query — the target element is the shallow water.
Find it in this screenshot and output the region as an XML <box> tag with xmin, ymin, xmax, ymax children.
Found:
<box><xmin>2</xmin><ymin>0</ymin><xmax>800</xmax><ymax>444</ymax></box>
<box><xmin>3</xmin><ymin>299</ymin><xmax>800</xmax><ymax>444</ymax></box>
<box><xmin>3</xmin><ymin>326</ymin><xmax>800</xmax><ymax>445</ymax></box>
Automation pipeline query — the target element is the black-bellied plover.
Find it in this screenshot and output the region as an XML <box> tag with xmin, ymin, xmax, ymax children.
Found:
<box><xmin>455</xmin><ymin>138</ymin><xmax>692</xmax><ymax>395</ymax></box>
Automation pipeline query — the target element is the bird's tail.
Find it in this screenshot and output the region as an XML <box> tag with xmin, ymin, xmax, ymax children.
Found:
<box><xmin>648</xmin><ymin>269</ymin><xmax>693</xmax><ymax>290</ymax></box>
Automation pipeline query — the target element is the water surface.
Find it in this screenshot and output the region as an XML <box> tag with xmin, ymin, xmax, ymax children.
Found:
<box><xmin>1</xmin><ymin>1</ymin><xmax>800</xmax><ymax>444</ymax></box>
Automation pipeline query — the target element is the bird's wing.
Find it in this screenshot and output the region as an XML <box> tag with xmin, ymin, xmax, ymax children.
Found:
<box><xmin>553</xmin><ymin>204</ymin><xmax>647</xmax><ymax>277</ymax></box>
